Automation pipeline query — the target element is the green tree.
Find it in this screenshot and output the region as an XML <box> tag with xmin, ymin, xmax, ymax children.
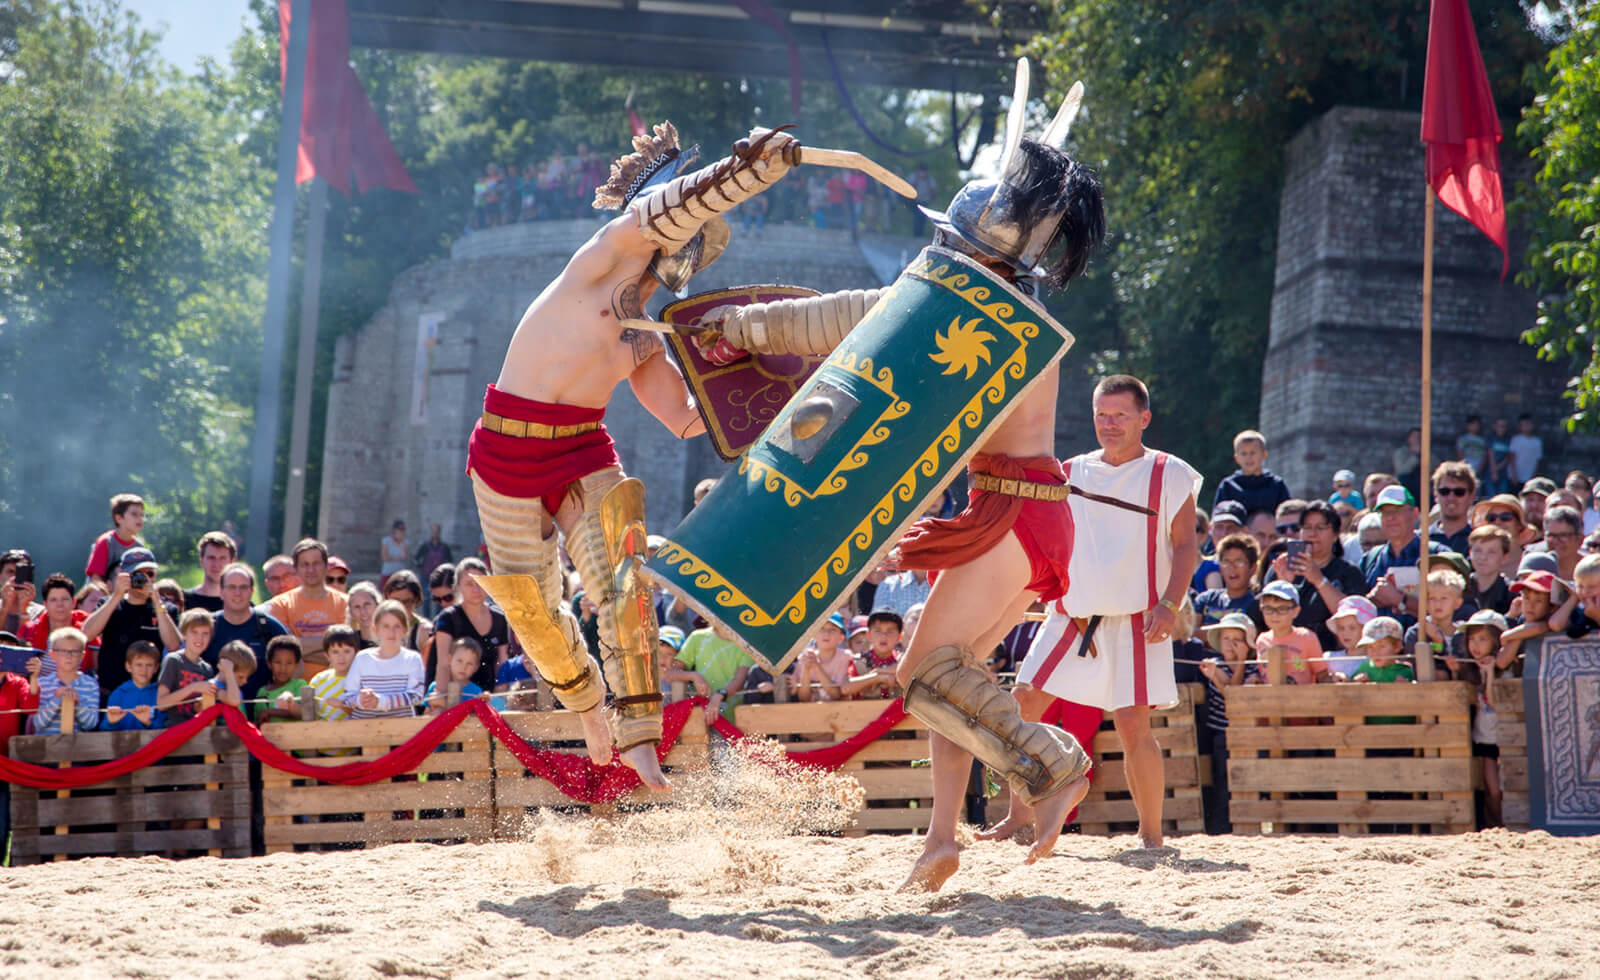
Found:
<box><xmin>1028</xmin><ymin>0</ymin><xmax>1541</xmax><ymax>483</ymax></box>
<box><xmin>1517</xmin><ymin>6</ymin><xmax>1600</xmax><ymax>428</ymax></box>
<box><xmin>0</xmin><ymin>0</ymin><xmax>269</xmax><ymax>575</ymax></box>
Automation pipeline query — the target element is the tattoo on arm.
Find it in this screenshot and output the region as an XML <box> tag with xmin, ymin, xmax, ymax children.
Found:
<box><xmin>612</xmin><ymin>281</ymin><xmax>662</xmax><ymax>365</ymax></box>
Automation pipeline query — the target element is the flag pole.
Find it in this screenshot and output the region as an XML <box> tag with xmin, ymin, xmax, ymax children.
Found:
<box><xmin>1415</xmin><ymin>188</ymin><xmax>1437</xmax><ymax>682</ymax></box>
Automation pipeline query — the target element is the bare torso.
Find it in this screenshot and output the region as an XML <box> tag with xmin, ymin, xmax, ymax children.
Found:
<box><xmin>974</xmin><ymin>369</ymin><xmax>1059</xmax><ymax>458</ymax></box>
<box><xmin>493</xmin><ymin>214</ymin><xmax>705</xmax><ymax>437</ymax></box>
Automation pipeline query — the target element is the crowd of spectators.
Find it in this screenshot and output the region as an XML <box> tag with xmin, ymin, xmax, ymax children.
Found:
<box><xmin>466</xmin><ymin>146</ymin><xmax>939</xmax><ymax>240</ymax></box>
<box><xmin>0</xmin><ymin>413</ymin><xmax>1584</xmax><ymax>839</ymax></box>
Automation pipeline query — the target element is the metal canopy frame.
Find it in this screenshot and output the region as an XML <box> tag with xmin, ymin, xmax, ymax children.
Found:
<box><xmin>347</xmin><ymin>0</ymin><xmax>1040</xmax><ymax>91</ymax></box>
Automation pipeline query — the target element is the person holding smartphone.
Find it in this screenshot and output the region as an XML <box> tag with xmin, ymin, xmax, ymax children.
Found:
<box><xmin>0</xmin><ymin>550</ymin><xmax>41</xmax><ymax>637</ymax></box>
<box><xmin>1263</xmin><ymin>500</ymin><xmax>1367</xmax><ymax>650</ymax></box>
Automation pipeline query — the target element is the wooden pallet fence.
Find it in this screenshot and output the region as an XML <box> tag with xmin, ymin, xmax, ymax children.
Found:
<box><xmin>1493</xmin><ymin>678</ymin><xmax>1529</xmax><ymax>831</ymax></box>
<box><xmin>7</xmin><ymin>726</ymin><xmax>250</xmax><ymax>865</ymax></box>
<box><xmin>1073</xmin><ymin>682</ymin><xmax>1206</xmax><ymax>836</ymax></box>
<box><xmin>490</xmin><ymin>709</ymin><xmax>711</xmax><ymax>837</ymax></box>
<box><xmin>1225</xmin><ymin>681</ymin><xmax>1478</xmax><ymax>835</ymax></box>
<box><xmin>257</xmin><ymin>716</ymin><xmax>494</xmax><ymax>853</ymax></box>
<box><xmin>730</xmin><ymin>700</ymin><xmax>932</xmax><ymax>835</ymax></box>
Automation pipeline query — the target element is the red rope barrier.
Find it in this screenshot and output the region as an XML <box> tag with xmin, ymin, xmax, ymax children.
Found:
<box><xmin>710</xmin><ymin>698</ymin><xmax>908</xmax><ymax>769</ymax></box>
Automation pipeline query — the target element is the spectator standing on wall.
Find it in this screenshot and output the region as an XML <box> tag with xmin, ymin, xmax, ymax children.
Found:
<box><xmin>380</xmin><ymin>519</ymin><xmax>409</xmax><ymax>585</ymax></box>
<box><xmin>1212</xmin><ymin>429</ymin><xmax>1290</xmax><ymax>518</ymax></box>
<box><xmin>1486</xmin><ymin>417</ymin><xmax>1514</xmax><ymax>496</ymax></box>
<box><xmin>1394</xmin><ymin>428</ymin><xmax>1422</xmax><ymax>500</ymax></box>
<box><xmin>1456</xmin><ymin>416</ymin><xmax>1489</xmax><ymax>489</ymax></box>
<box><xmin>1508</xmin><ymin>415</ymin><xmax>1543</xmax><ymax>485</ymax></box>
<box><xmin>414</xmin><ymin>523</ymin><xmax>453</xmax><ymax>586</ymax></box>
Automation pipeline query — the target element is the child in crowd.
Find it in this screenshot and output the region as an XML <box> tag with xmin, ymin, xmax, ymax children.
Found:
<box><xmin>1466</xmin><ymin>525</ymin><xmax>1514</xmax><ymax>615</ymax></box>
<box><xmin>310</xmin><ymin>624</ymin><xmax>360</xmax><ymax>722</ymax></box>
<box><xmin>31</xmin><ymin>627</ymin><xmax>100</xmax><ymax>734</ymax></box>
<box><xmin>425</xmin><ymin>637</ymin><xmax>490</xmax><ymax>710</ymax></box>
<box><xmin>794</xmin><ymin>613</ymin><xmax>874</xmax><ymax>702</ymax></box>
<box><xmin>1550</xmin><ymin>553</ymin><xmax>1600</xmax><ymax>639</ymax></box>
<box><xmin>1255</xmin><ymin>580</ymin><xmax>1327</xmax><ymax>685</ymax></box>
<box><xmin>341</xmin><ymin>599</ymin><xmax>425</xmax><ymax>719</ymax></box>
<box><xmin>1500</xmin><ymin>569</ymin><xmax>1558</xmax><ymax>662</ymax></box>
<box><xmin>1213</xmin><ymin>429</ymin><xmax>1291</xmax><ymax>517</ymax></box>
<box><xmin>494</xmin><ymin>645</ymin><xmax>541</xmax><ymax>710</ymax></box>
<box><xmin>847</xmin><ymin>617</ymin><xmax>871</xmax><ymax>656</ymax></box>
<box><xmin>255</xmin><ymin>635</ymin><xmax>308</xmax><ymax>724</ymax></box>
<box><xmin>1403</xmin><ymin>568</ymin><xmax>1468</xmax><ymax>678</ymax></box>
<box><xmin>1321</xmin><ymin>596</ymin><xmax>1377</xmax><ymax>680</ymax></box>
<box><xmin>1351</xmin><ymin>617</ymin><xmax>1416</xmax><ymax>685</ymax></box>
<box><xmin>157</xmin><ymin>609</ymin><xmax>228</xmax><ymax>721</ymax></box>
<box><xmin>1330</xmin><ymin>468</ymin><xmax>1364</xmax><ymax>510</ymax></box>
<box><xmin>1198</xmin><ymin>611</ymin><xmax>1260</xmax><ymax>834</ymax></box>
<box><xmin>854</xmin><ymin>608</ymin><xmax>903</xmax><ymax>698</ymax></box>
<box><xmin>105</xmin><ymin>640</ymin><xmax>165</xmax><ymax>730</ymax></box>
<box><xmin>84</xmin><ymin>492</ymin><xmax>145</xmax><ymax>585</ymax></box>
<box><xmin>1193</xmin><ymin>532</ymin><xmax>1262</xmax><ymax>630</ymax></box>
<box><xmin>656</xmin><ymin>626</ymin><xmax>707</xmax><ymax>704</ymax></box>
<box><xmin>1458</xmin><ymin>610</ymin><xmax>1513</xmax><ymax>826</ymax></box>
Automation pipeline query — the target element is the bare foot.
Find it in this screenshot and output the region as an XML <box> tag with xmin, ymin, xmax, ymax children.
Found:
<box><xmin>975</xmin><ymin>805</ymin><xmax>1033</xmax><ymax>843</ymax></box>
<box><xmin>576</xmin><ymin>706</ymin><xmax>614</xmax><ymax>767</ymax></box>
<box><xmin>1137</xmin><ymin>830</ymin><xmax>1164</xmax><ymax>850</ymax></box>
<box><xmin>1025</xmin><ymin>775</ymin><xmax>1090</xmax><ymax>865</ymax></box>
<box><xmin>618</xmin><ymin>741</ymin><xmax>671</xmax><ymax>792</ymax></box>
<box><xmin>899</xmin><ymin>840</ymin><xmax>961</xmax><ymax>893</ymax></box>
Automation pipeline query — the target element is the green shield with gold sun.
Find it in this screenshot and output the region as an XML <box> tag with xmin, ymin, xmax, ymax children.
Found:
<box><xmin>643</xmin><ymin>245</ymin><xmax>1076</xmax><ymax>672</ymax></box>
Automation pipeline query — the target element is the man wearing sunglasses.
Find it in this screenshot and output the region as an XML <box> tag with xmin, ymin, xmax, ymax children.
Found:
<box><xmin>1428</xmin><ymin>461</ymin><xmax>1477</xmax><ymax>555</ymax></box>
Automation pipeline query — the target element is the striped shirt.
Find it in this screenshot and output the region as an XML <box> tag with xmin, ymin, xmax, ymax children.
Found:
<box><xmin>1202</xmin><ymin>661</ymin><xmax>1259</xmax><ymax>734</ymax></box>
<box><xmin>340</xmin><ymin>649</ymin><xmax>425</xmax><ymax>719</ymax></box>
<box><xmin>33</xmin><ymin>671</ymin><xmax>101</xmax><ymax>734</ymax></box>
<box><xmin>308</xmin><ymin>668</ymin><xmax>351</xmax><ymax>721</ymax></box>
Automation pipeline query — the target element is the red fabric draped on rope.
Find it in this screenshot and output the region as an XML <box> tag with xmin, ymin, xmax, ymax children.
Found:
<box><xmin>0</xmin><ymin>697</ymin><xmax>910</xmax><ymax>800</ymax></box>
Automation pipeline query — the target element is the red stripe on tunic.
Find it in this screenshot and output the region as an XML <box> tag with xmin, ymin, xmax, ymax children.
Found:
<box><xmin>1145</xmin><ymin>451</ymin><xmax>1168</xmax><ymax>607</ymax></box>
<box><xmin>1132</xmin><ymin>610</ymin><xmax>1148</xmax><ymax>706</ymax></box>
<box><xmin>1031</xmin><ymin>618</ymin><xmax>1080</xmax><ymax>691</ymax></box>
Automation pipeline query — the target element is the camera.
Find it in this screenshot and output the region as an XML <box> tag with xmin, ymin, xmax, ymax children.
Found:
<box><xmin>13</xmin><ymin>562</ymin><xmax>32</xmax><ymax>586</ymax></box>
<box><xmin>130</xmin><ymin>571</ymin><xmax>150</xmax><ymax>589</ymax></box>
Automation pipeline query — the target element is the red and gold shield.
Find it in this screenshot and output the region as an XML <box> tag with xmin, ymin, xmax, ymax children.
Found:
<box><xmin>660</xmin><ymin>285</ymin><xmax>826</xmax><ymax>460</ymax></box>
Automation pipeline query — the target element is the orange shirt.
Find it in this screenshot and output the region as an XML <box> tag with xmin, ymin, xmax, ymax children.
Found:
<box><xmin>265</xmin><ymin>588</ymin><xmax>348</xmax><ymax>647</ymax></box>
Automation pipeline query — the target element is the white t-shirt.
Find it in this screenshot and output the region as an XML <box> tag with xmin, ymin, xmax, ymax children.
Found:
<box><xmin>1058</xmin><ymin>449</ymin><xmax>1202</xmax><ymax>618</ymax></box>
<box><xmin>341</xmin><ymin>648</ymin><xmax>425</xmax><ymax>718</ymax></box>
<box><xmin>1508</xmin><ymin>433</ymin><xmax>1543</xmax><ymax>483</ymax></box>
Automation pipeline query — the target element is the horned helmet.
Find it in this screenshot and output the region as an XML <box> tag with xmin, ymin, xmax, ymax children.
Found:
<box><xmin>919</xmin><ymin>59</ymin><xmax>1102</xmax><ymax>289</ymax></box>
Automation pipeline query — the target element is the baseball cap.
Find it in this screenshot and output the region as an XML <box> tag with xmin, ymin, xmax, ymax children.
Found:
<box><xmin>1522</xmin><ymin>477</ymin><xmax>1559</xmax><ymax>497</ymax></box>
<box><xmin>326</xmin><ymin>556</ymin><xmax>350</xmax><ymax>574</ymax></box>
<box><xmin>1373</xmin><ymin>485</ymin><xmax>1416</xmax><ymax>510</ymax></box>
<box><xmin>1356</xmin><ymin>616</ymin><xmax>1403</xmax><ymax>648</ymax></box>
<box><xmin>1511</xmin><ymin>570</ymin><xmax>1557</xmax><ymax>595</ymax></box>
<box><xmin>1333</xmin><ymin>469</ymin><xmax>1357</xmax><ymax>485</ymax></box>
<box><xmin>1202</xmin><ymin>611</ymin><xmax>1258</xmax><ymax>651</ymax></box>
<box><xmin>1260</xmin><ymin>580</ymin><xmax>1300</xmax><ymax>605</ymax></box>
<box><xmin>1458</xmin><ymin>609</ymin><xmax>1509</xmax><ymax>634</ymax></box>
<box><xmin>849</xmin><ymin>614</ymin><xmax>869</xmax><ymax>638</ymax></box>
<box><xmin>1516</xmin><ymin>551</ymin><xmax>1558</xmax><ymax>578</ymax></box>
<box><xmin>120</xmin><ymin>547</ymin><xmax>159</xmax><ymax>573</ymax></box>
<box><xmin>823</xmin><ymin>612</ymin><xmax>847</xmax><ymax>633</ymax></box>
<box><xmin>1424</xmin><ymin>551</ymin><xmax>1471</xmax><ymax>581</ymax></box>
<box><xmin>1327</xmin><ymin>595</ymin><xmax>1378</xmax><ymax>626</ymax></box>
<box><xmin>1211</xmin><ymin>500</ymin><xmax>1247</xmax><ymax>527</ymax></box>
<box><xmin>658</xmin><ymin>625</ymin><xmax>685</xmax><ymax>651</ymax></box>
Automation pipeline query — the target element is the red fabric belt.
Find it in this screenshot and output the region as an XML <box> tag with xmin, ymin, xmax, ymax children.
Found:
<box><xmin>465</xmin><ymin>385</ymin><xmax>619</xmax><ymax>512</ymax></box>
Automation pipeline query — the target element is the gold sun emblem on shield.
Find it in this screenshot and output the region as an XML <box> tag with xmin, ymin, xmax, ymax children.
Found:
<box><xmin>929</xmin><ymin>316</ymin><xmax>996</xmax><ymax>380</ymax></box>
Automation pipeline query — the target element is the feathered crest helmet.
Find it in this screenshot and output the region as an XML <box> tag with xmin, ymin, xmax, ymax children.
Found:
<box><xmin>919</xmin><ymin>59</ymin><xmax>1101</xmax><ymax>286</ymax></box>
<box><xmin>595</xmin><ymin>121</ymin><xmax>729</xmax><ymax>294</ymax></box>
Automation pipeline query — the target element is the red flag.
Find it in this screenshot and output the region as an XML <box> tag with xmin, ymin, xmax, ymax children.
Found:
<box><xmin>1421</xmin><ymin>0</ymin><xmax>1507</xmax><ymax>278</ymax></box>
<box><xmin>279</xmin><ymin>1</ymin><xmax>417</xmax><ymax>195</ymax></box>
<box><xmin>626</xmin><ymin>105</ymin><xmax>646</xmax><ymax>138</ymax></box>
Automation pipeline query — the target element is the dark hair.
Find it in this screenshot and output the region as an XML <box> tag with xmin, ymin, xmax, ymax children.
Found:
<box><xmin>1298</xmin><ymin>499</ymin><xmax>1343</xmax><ymax>535</ymax></box>
<box><xmin>110</xmin><ymin>493</ymin><xmax>143</xmax><ymax>521</ymax></box>
<box><xmin>197</xmin><ymin>530</ymin><xmax>237</xmax><ymax>560</ymax></box>
<box><xmin>266</xmin><ymin>634</ymin><xmax>304</xmax><ymax>662</ymax></box>
<box><xmin>1015</xmin><ymin>139</ymin><xmax>1106</xmax><ymax>289</ymax></box>
<box><xmin>125</xmin><ymin>640</ymin><xmax>160</xmax><ymax>663</ymax></box>
<box><xmin>0</xmin><ymin>549</ymin><xmax>31</xmax><ymax>574</ymax></box>
<box><xmin>1518</xmin><ymin>413</ymin><xmax>1532</xmax><ymax>422</ymax></box>
<box><xmin>1466</xmin><ymin>414</ymin><xmax>1481</xmax><ymax>425</ymax></box>
<box><xmin>1433</xmin><ymin>460</ymin><xmax>1478</xmax><ymax>495</ymax></box>
<box><xmin>1093</xmin><ymin>374</ymin><xmax>1150</xmax><ymax>412</ymax></box>
<box><xmin>1217</xmin><ymin>531</ymin><xmax>1261</xmax><ymax>571</ymax></box>
<box><xmin>428</xmin><ymin>563</ymin><xmax>457</xmax><ymax>589</ymax></box>
<box><xmin>291</xmin><ymin>538</ymin><xmax>328</xmax><ymax>563</ymax></box>
<box><xmin>451</xmin><ymin>636</ymin><xmax>484</xmax><ymax>663</ymax></box>
<box><xmin>41</xmin><ymin>572</ymin><xmax>76</xmax><ymax>602</ymax></box>
<box><xmin>322</xmin><ymin>624</ymin><xmax>362</xmax><ymax>652</ymax></box>
<box><xmin>866</xmin><ymin>609</ymin><xmax>903</xmax><ymax>631</ymax></box>
<box><xmin>384</xmin><ymin>569</ymin><xmax>423</xmax><ymax>602</ymax></box>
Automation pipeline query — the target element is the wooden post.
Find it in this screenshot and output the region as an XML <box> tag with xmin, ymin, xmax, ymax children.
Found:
<box><xmin>1415</xmin><ymin>187</ymin><xmax>1437</xmax><ymax>684</ymax></box>
<box><xmin>300</xmin><ymin>686</ymin><xmax>318</xmax><ymax>721</ymax></box>
<box><xmin>670</xmin><ymin>680</ymin><xmax>686</xmax><ymax>703</ymax></box>
<box><xmin>773</xmin><ymin>672</ymin><xmax>790</xmax><ymax>703</ymax></box>
<box><xmin>447</xmin><ymin>681</ymin><xmax>462</xmax><ymax>708</ymax></box>
<box><xmin>1264</xmin><ymin>647</ymin><xmax>1286</xmax><ymax>830</ymax></box>
<box><xmin>53</xmin><ymin>690</ymin><xmax>74</xmax><ymax>861</ymax></box>
<box><xmin>202</xmin><ymin>688</ymin><xmax>221</xmax><ymax>857</ymax></box>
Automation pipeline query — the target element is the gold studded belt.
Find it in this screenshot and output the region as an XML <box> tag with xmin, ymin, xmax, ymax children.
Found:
<box><xmin>480</xmin><ymin>411</ymin><xmax>601</xmax><ymax>439</ymax></box>
<box><xmin>969</xmin><ymin>473</ymin><xmax>1072</xmax><ymax>501</ymax></box>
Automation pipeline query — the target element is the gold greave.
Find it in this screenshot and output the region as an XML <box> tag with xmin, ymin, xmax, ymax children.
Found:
<box><xmin>712</xmin><ymin>288</ymin><xmax>883</xmax><ymax>357</ymax></box>
<box><xmin>471</xmin><ymin>474</ymin><xmax>604</xmax><ymax>713</ymax></box>
<box><xmin>570</xmin><ymin>470</ymin><xmax>663</xmax><ymax>751</ymax></box>
<box><xmin>903</xmin><ymin>645</ymin><xmax>1091</xmax><ymax>806</ymax></box>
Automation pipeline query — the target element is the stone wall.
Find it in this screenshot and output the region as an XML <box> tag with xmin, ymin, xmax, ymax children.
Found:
<box><xmin>1260</xmin><ymin>106</ymin><xmax>1595</xmax><ymax>500</ymax></box>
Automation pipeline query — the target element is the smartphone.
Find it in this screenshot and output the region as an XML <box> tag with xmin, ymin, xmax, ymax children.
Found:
<box><xmin>12</xmin><ymin>563</ymin><xmax>32</xmax><ymax>586</ymax></box>
<box><xmin>0</xmin><ymin>645</ymin><xmax>37</xmax><ymax>675</ymax></box>
<box><xmin>1283</xmin><ymin>539</ymin><xmax>1311</xmax><ymax>583</ymax></box>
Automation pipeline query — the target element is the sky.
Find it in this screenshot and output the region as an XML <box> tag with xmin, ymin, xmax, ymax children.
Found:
<box><xmin>124</xmin><ymin>0</ymin><xmax>256</xmax><ymax>72</ymax></box>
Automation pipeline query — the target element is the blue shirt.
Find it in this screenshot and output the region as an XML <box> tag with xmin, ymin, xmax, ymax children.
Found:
<box><xmin>1194</xmin><ymin>588</ymin><xmax>1264</xmax><ymax>632</ymax></box>
<box><xmin>496</xmin><ymin>656</ymin><xmax>534</xmax><ymax>688</ymax></box>
<box><xmin>107</xmin><ymin>680</ymin><xmax>166</xmax><ymax>730</ymax></box>
<box><xmin>1360</xmin><ymin>535</ymin><xmax>1448</xmax><ymax>618</ymax></box>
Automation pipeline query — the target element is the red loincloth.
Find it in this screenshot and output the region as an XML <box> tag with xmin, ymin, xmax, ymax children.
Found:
<box><xmin>465</xmin><ymin>384</ymin><xmax>620</xmax><ymax>513</ymax></box>
<box><xmin>895</xmin><ymin>453</ymin><xmax>1073</xmax><ymax>601</ymax></box>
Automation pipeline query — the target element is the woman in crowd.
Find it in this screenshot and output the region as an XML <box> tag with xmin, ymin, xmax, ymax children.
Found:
<box><xmin>430</xmin><ymin>557</ymin><xmax>508</xmax><ymax>693</ymax></box>
<box><xmin>1542</xmin><ymin>505</ymin><xmax>1584</xmax><ymax>582</ymax></box>
<box><xmin>346</xmin><ymin>581</ymin><xmax>382</xmax><ymax>649</ymax></box>
<box><xmin>1262</xmin><ymin>500</ymin><xmax>1365</xmax><ymax>650</ymax></box>
<box><xmin>74</xmin><ymin>580</ymin><xmax>107</xmax><ymax>615</ymax></box>
<box><xmin>23</xmin><ymin>573</ymin><xmax>100</xmax><ymax>671</ymax></box>
<box><xmin>382</xmin><ymin>569</ymin><xmax>432</xmax><ymax>655</ymax></box>
<box><xmin>380</xmin><ymin>519</ymin><xmax>409</xmax><ymax>586</ymax></box>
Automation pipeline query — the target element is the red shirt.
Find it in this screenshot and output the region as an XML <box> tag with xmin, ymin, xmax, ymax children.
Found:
<box><xmin>85</xmin><ymin>530</ymin><xmax>140</xmax><ymax>581</ymax></box>
<box><xmin>0</xmin><ymin>673</ymin><xmax>39</xmax><ymax>753</ymax></box>
<box><xmin>21</xmin><ymin>610</ymin><xmax>99</xmax><ymax>672</ymax></box>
